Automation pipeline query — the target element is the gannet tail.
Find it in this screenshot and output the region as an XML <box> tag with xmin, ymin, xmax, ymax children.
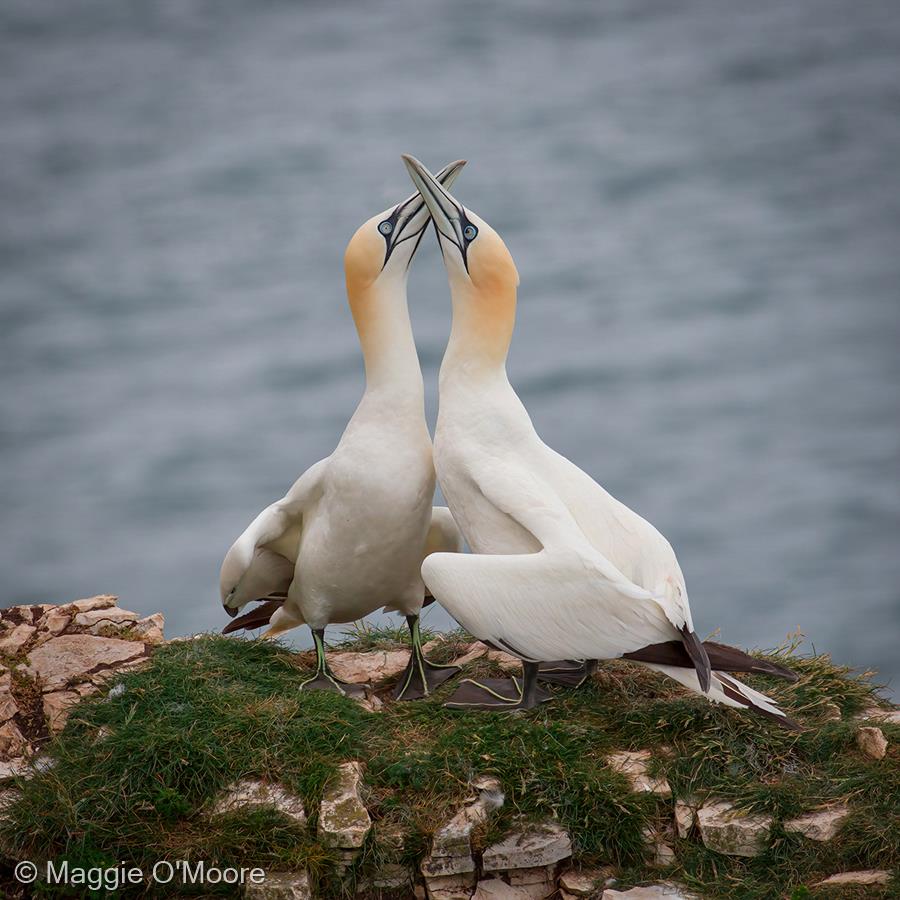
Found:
<box><xmin>623</xmin><ymin>638</ymin><xmax>798</xmax><ymax>682</ymax></box>
<box><xmin>639</xmin><ymin>663</ymin><xmax>801</xmax><ymax>730</ymax></box>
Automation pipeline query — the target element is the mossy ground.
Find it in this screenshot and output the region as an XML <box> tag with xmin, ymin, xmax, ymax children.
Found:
<box><xmin>1</xmin><ymin>628</ymin><xmax>897</xmax><ymax>899</ymax></box>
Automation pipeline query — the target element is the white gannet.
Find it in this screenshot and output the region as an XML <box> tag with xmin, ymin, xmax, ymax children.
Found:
<box><xmin>218</xmin><ymin>161</ymin><xmax>467</xmax><ymax>701</ymax></box>
<box><xmin>401</xmin><ymin>155</ymin><xmax>798</xmax><ymax>727</ymax></box>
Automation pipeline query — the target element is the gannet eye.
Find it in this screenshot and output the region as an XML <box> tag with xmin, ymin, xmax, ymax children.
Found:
<box><xmin>463</xmin><ymin>224</ymin><xmax>478</xmax><ymax>241</ymax></box>
<box><xmin>378</xmin><ymin>220</ymin><xmax>394</xmax><ymax>236</ymax></box>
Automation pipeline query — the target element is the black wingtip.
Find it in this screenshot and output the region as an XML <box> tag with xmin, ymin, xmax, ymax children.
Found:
<box><xmin>703</xmin><ymin>641</ymin><xmax>800</xmax><ymax>682</ymax></box>
<box><xmin>680</xmin><ymin>625</ymin><xmax>712</xmax><ymax>693</ymax></box>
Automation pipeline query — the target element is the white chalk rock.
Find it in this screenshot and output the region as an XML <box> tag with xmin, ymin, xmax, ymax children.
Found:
<box><xmin>424</xmin><ymin>871</ymin><xmax>477</xmax><ymax>900</ymax></box>
<box><xmin>211</xmin><ymin>779</ymin><xmax>306</xmax><ymax>825</ymax></box>
<box><xmin>422</xmin><ymin>777</ymin><xmax>504</xmax><ymax>878</ymax></box>
<box><xmin>508</xmin><ymin>864</ymin><xmax>559</xmax><ymax>898</ymax></box>
<box><xmin>482</xmin><ymin>821</ymin><xmax>572</xmax><ymax>873</ymax></box>
<box><xmin>784</xmin><ymin>804</ymin><xmax>851</xmax><ymax>842</ymax></box>
<box><xmin>318</xmin><ymin>761</ymin><xmax>371</xmax><ymax>849</ymax></box>
<box><xmin>696</xmin><ymin>800</ymin><xmax>772</xmax><ymax>857</ymax></box>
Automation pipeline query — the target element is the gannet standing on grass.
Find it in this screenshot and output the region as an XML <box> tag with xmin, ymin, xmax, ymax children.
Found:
<box><xmin>402</xmin><ymin>155</ymin><xmax>798</xmax><ymax>726</ymax></box>
<box><xmin>219</xmin><ymin>161</ymin><xmax>466</xmax><ymax>701</ymax></box>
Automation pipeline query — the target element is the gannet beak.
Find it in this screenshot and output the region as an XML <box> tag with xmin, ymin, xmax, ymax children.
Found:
<box><xmin>401</xmin><ymin>154</ymin><xmax>470</xmax><ymax>270</ymax></box>
<box><xmin>223</xmin><ymin>591</ymin><xmax>238</xmax><ymax>617</ymax></box>
<box><xmin>381</xmin><ymin>158</ymin><xmax>466</xmax><ymax>269</ymax></box>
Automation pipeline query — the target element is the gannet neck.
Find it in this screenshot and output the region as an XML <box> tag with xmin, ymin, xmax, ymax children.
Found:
<box><xmin>440</xmin><ymin>279</ymin><xmax>517</xmax><ymax>383</ymax></box>
<box><xmin>347</xmin><ymin>278</ymin><xmax>424</xmax><ymax>402</ymax></box>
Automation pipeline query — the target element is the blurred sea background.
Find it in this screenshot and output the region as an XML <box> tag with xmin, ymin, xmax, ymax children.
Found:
<box><xmin>2</xmin><ymin>0</ymin><xmax>898</xmax><ymax>693</ymax></box>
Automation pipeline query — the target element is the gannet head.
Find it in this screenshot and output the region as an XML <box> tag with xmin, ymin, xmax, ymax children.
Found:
<box><xmin>344</xmin><ymin>159</ymin><xmax>466</xmax><ymax>300</ymax></box>
<box><xmin>401</xmin><ymin>154</ymin><xmax>519</xmax><ymax>298</ymax></box>
<box><xmin>219</xmin><ymin>538</ymin><xmax>252</xmax><ymax>616</ymax></box>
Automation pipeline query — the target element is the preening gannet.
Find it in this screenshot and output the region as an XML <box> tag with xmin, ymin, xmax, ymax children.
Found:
<box><xmin>219</xmin><ymin>161</ymin><xmax>467</xmax><ymax>700</ymax></box>
<box><xmin>402</xmin><ymin>155</ymin><xmax>798</xmax><ymax>726</ymax></box>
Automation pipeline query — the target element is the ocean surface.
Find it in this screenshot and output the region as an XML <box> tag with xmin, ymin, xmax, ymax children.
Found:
<box><xmin>2</xmin><ymin>1</ymin><xmax>899</xmax><ymax>694</ymax></box>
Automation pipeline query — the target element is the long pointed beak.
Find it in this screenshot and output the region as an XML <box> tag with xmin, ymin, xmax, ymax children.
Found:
<box><xmin>383</xmin><ymin>159</ymin><xmax>465</xmax><ymax>265</ymax></box>
<box><xmin>401</xmin><ymin>154</ymin><xmax>468</xmax><ymax>262</ymax></box>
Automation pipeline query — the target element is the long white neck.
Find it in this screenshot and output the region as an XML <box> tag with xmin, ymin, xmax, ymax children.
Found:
<box><xmin>440</xmin><ymin>280</ymin><xmax>516</xmax><ymax>392</ymax></box>
<box><xmin>350</xmin><ymin>278</ymin><xmax>425</xmax><ymax>411</ymax></box>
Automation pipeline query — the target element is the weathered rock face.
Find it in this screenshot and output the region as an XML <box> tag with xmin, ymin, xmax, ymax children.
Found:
<box><xmin>422</xmin><ymin>777</ymin><xmax>505</xmax><ymax>880</ymax></box>
<box><xmin>318</xmin><ymin>761</ymin><xmax>372</xmax><ymax>876</ymax></box>
<box><xmin>482</xmin><ymin>821</ymin><xmax>573</xmax><ymax>874</ymax></box>
<box><xmin>783</xmin><ymin>804</ymin><xmax>851</xmax><ymax>842</ymax></box>
<box><xmin>424</xmin><ymin>871</ymin><xmax>477</xmax><ymax>900</ymax></box>
<box><xmin>696</xmin><ymin>800</ymin><xmax>772</xmax><ymax>857</ymax></box>
<box><xmin>0</xmin><ymin>596</ymin><xmax>163</xmax><ymax>770</ymax></box>
<box><xmin>507</xmin><ymin>864</ymin><xmax>560</xmax><ymax>899</ymax></box>
<box><xmin>856</xmin><ymin>726</ymin><xmax>888</xmax><ymax>760</ymax></box>
<box><xmin>606</xmin><ymin>750</ymin><xmax>671</xmax><ymax>797</ymax></box>
<box><xmin>25</xmin><ymin>634</ymin><xmax>146</xmax><ymax>691</ymax></box>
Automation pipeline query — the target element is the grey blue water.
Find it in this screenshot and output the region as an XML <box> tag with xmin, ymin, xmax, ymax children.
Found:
<box><xmin>2</xmin><ymin>1</ymin><xmax>898</xmax><ymax>694</ymax></box>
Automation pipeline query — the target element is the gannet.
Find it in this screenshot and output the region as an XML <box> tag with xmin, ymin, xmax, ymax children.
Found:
<box><xmin>402</xmin><ymin>155</ymin><xmax>798</xmax><ymax>726</ymax></box>
<box><xmin>219</xmin><ymin>161</ymin><xmax>467</xmax><ymax>701</ymax></box>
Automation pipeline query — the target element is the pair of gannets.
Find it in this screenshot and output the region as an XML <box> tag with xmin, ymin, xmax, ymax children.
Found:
<box><xmin>219</xmin><ymin>161</ymin><xmax>467</xmax><ymax>701</ymax></box>
<box><xmin>400</xmin><ymin>155</ymin><xmax>798</xmax><ymax>727</ymax></box>
<box><xmin>220</xmin><ymin>155</ymin><xmax>797</xmax><ymax>727</ymax></box>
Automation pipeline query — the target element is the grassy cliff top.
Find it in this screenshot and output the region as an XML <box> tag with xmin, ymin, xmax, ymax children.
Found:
<box><xmin>1</xmin><ymin>627</ymin><xmax>897</xmax><ymax>898</ymax></box>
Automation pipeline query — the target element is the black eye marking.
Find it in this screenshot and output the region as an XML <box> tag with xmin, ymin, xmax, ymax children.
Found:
<box><xmin>379</xmin><ymin>197</ymin><xmax>429</xmax><ymax>270</ymax></box>
<box><xmin>434</xmin><ymin>208</ymin><xmax>477</xmax><ymax>271</ymax></box>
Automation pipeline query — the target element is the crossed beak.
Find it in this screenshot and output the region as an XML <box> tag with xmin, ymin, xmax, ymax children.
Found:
<box><xmin>402</xmin><ymin>154</ymin><xmax>469</xmax><ymax>268</ymax></box>
<box><xmin>381</xmin><ymin>158</ymin><xmax>466</xmax><ymax>268</ymax></box>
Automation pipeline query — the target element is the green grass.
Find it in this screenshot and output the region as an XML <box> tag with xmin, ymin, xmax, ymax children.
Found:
<box><xmin>1</xmin><ymin>630</ymin><xmax>897</xmax><ymax>898</ymax></box>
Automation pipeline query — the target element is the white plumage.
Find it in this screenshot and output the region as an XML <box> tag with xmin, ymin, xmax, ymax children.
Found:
<box><xmin>404</xmin><ymin>154</ymin><xmax>795</xmax><ymax>724</ymax></box>
<box><xmin>218</xmin><ymin>162</ymin><xmax>467</xmax><ymax>698</ymax></box>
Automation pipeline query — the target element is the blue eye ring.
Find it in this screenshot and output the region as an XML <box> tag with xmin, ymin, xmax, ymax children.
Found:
<box><xmin>378</xmin><ymin>220</ymin><xmax>394</xmax><ymax>235</ymax></box>
<box><xmin>463</xmin><ymin>224</ymin><xmax>478</xmax><ymax>241</ymax></box>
